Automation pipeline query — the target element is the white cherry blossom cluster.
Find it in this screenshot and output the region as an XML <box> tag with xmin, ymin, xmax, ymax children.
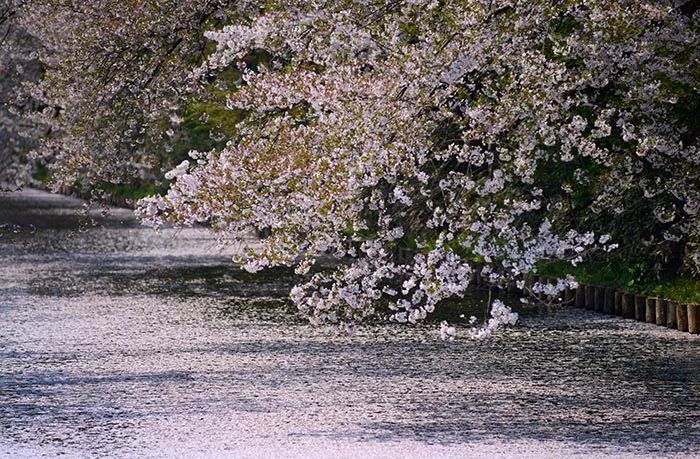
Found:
<box><xmin>467</xmin><ymin>300</ymin><xmax>519</xmax><ymax>340</ymax></box>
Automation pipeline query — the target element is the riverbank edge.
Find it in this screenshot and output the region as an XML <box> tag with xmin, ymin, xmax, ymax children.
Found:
<box><xmin>520</xmin><ymin>273</ymin><xmax>700</xmax><ymax>335</ymax></box>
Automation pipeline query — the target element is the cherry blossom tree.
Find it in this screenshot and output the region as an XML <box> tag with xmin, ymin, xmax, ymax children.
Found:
<box><xmin>136</xmin><ymin>0</ymin><xmax>699</xmax><ymax>327</ymax></box>
<box><xmin>8</xmin><ymin>0</ymin><xmax>699</xmax><ymax>332</ymax></box>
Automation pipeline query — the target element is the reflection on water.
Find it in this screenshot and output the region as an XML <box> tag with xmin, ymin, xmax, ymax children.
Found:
<box><xmin>1</xmin><ymin>189</ymin><xmax>700</xmax><ymax>458</ymax></box>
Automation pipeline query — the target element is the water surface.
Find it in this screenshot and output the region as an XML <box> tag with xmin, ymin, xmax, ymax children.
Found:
<box><xmin>1</xmin><ymin>189</ymin><xmax>699</xmax><ymax>458</ymax></box>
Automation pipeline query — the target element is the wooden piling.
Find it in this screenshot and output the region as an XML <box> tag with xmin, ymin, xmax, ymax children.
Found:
<box><xmin>655</xmin><ymin>298</ymin><xmax>666</xmax><ymax>326</ymax></box>
<box><xmin>634</xmin><ymin>295</ymin><xmax>646</xmax><ymax>322</ymax></box>
<box><xmin>688</xmin><ymin>304</ymin><xmax>699</xmax><ymax>335</ymax></box>
<box><xmin>677</xmin><ymin>303</ymin><xmax>689</xmax><ymax>332</ymax></box>
<box><xmin>575</xmin><ymin>284</ymin><xmax>585</xmax><ymax>308</ymax></box>
<box><xmin>645</xmin><ymin>297</ymin><xmax>655</xmax><ymax>323</ymax></box>
<box><xmin>594</xmin><ymin>287</ymin><xmax>605</xmax><ymax>313</ymax></box>
<box><xmin>614</xmin><ymin>290</ymin><xmax>623</xmax><ymax>316</ymax></box>
<box><xmin>604</xmin><ymin>288</ymin><xmax>615</xmax><ymax>315</ymax></box>
<box><xmin>621</xmin><ymin>293</ymin><xmax>635</xmax><ymax>319</ymax></box>
<box><xmin>667</xmin><ymin>301</ymin><xmax>677</xmax><ymax>329</ymax></box>
<box><xmin>585</xmin><ymin>285</ymin><xmax>595</xmax><ymax>310</ymax></box>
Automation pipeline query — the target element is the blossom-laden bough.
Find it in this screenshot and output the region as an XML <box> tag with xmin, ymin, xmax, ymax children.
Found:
<box><xmin>9</xmin><ymin>0</ymin><xmax>699</xmax><ymax>335</ymax></box>
<box><xmin>10</xmin><ymin>0</ymin><xmax>237</xmax><ymax>191</ymax></box>
<box><xmin>0</xmin><ymin>0</ymin><xmax>46</xmax><ymax>190</ymax></box>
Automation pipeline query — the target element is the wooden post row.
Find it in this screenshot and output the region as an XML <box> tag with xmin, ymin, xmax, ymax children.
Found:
<box><xmin>525</xmin><ymin>277</ymin><xmax>699</xmax><ymax>335</ymax></box>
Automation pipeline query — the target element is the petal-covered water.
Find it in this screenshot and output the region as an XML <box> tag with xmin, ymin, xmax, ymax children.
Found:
<box><xmin>1</xmin><ymin>189</ymin><xmax>699</xmax><ymax>458</ymax></box>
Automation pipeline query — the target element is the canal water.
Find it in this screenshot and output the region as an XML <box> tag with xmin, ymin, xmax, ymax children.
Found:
<box><xmin>1</xmin><ymin>189</ymin><xmax>699</xmax><ymax>458</ymax></box>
